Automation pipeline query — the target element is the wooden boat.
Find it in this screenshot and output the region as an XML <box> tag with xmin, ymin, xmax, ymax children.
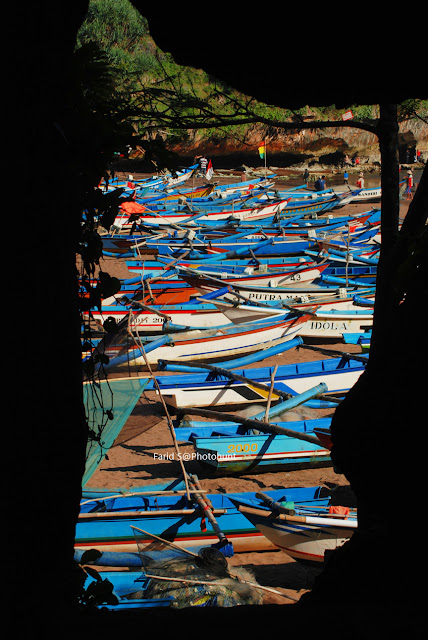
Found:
<box><xmin>172</xmin><ymin>384</ymin><xmax>333</xmax><ymax>474</ymax></box>
<box><xmin>211</xmin><ymin>287</ymin><xmax>375</xmax><ymax>320</ymax></box>
<box><xmin>216</xmin><ymin>297</ymin><xmax>375</xmax><ymax>339</ymax></box>
<box><xmin>229</xmin><ymin>493</ymin><xmax>357</xmax><ymax>563</ymax></box>
<box><xmin>178</xmin><ymin>270</ymin><xmax>375</xmax><ymax>306</ymax></box>
<box><xmin>100</xmin><ymin>164</ymin><xmax>199</xmax><ymax>193</ymax></box>
<box><xmin>113</xmin><ymin>198</ymin><xmax>293</xmax><ymax>230</ymax></box>
<box><xmin>75</xmin><ymin>485</ymin><xmax>333</xmax><ymax>557</ymax></box>
<box><xmin>299</xmin><ymin>307</ymin><xmax>374</xmax><ymax>338</ymax></box>
<box><xmin>121</xmin><ymin>255</ymin><xmax>316</xmax><ymax>282</ymax></box>
<box><xmin>96</xmin><ymin>311</ymin><xmax>310</xmax><ymax>372</ymax></box>
<box><xmin>86</xmin><ymin>295</ymin><xmax>305</xmax><ymax>335</ymax></box>
<box><xmin>89</xmin><ymin>263</ymin><xmax>328</xmax><ymax>316</ymax></box>
<box><xmin>333</xmin><ymin>186</ymin><xmax>381</xmax><ymax>203</ymax></box>
<box><xmin>176</xmin><ymin>422</ymin><xmax>331</xmax><ymax>475</ymax></box>
<box><xmin>153</xmin><ymin>224</ymin><xmax>381</xmax><ymax>260</ymax></box>
<box><xmin>152</xmin><ymin>352</ymin><xmax>367</xmax><ymax>409</ymax></box>
<box><xmin>140</xmin><ymin>220</ymin><xmax>378</xmax><ymax>258</ymax></box>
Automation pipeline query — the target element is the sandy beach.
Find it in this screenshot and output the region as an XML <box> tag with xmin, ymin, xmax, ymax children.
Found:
<box><xmin>83</xmin><ymin>171</ymin><xmax>412</xmax><ymax>606</ymax></box>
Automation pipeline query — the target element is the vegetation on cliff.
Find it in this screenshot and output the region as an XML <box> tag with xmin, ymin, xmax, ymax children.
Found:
<box><xmin>77</xmin><ymin>0</ymin><xmax>427</xmax><ymax>155</ymax></box>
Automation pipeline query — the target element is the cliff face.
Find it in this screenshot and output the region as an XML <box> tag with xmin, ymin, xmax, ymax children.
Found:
<box><xmin>170</xmin><ymin>118</ymin><xmax>428</xmax><ymax>167</ymax></box>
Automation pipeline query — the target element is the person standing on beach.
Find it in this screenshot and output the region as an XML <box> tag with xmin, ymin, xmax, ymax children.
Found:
<box><xmin>303</xmin><ymin>168</ymin><xmax>309</xmax><ymax>185</ymax></box>
<box><xmin>344</xmin><ymin>169</ymin><xmax>349</xmax><ymax>184</ymax></box>
<box><xmin>355</xmin><ymin>172</ymin><xmax>365</xmax><ymax>189</ymax></box>
<box><xmin>405</xmin><ymin>170</ymin><xmax>414</xmax><ymax>198</ymax></box>
<box><xmin>198</xmin><ymin>156</ymin><xmax>208</xmax><ymax>176</ymax></box>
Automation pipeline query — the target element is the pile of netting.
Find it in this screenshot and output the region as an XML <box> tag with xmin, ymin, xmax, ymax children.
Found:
<box><xmin>128</xmin><ymin>534</ymin><xmax>264</xmax><ymax>609</ymax></box>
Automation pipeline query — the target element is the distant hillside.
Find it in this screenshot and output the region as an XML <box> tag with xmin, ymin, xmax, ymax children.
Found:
<box><xmin>77</xmin><ymin>0</ymin><xmax>428</xmax><ymax>168</ymax></box>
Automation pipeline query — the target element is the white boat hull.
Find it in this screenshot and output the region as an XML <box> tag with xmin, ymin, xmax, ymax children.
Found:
<box><xmin>298</xmin><ymin>311</ymin><xmax>373</xmax><ymax>338</ymax></box>
<box><xmin>157</xmin><ymin>362</ymin><xmax>364</xmax><ymax>408</ymax></box>
<box><xmin>104</xmin><ymin>316</ymin><xmax>307</xmax><ymax>370</ymax></box>
<box><xmin>255</xmin><ymin>518</ymin><xmax>355</xmax><ymax>563</ymax></box>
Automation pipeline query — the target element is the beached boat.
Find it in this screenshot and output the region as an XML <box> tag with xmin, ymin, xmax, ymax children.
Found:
<box><xmin>229</xmin><ymin>492</ymin><xmax>357</xmax><ymax>563</ymax></box>
<box><xmin>113</xmin><ymin>198</ymin><xmax>293</xmax><ymax>230</ymax></box>
<box><xmin>75</xmin><ymin>485</ymin><xmax>334</xmax><ymax>557</ymax></box>
<box><xmin>174</xmin><ymin>414</ymin><xmax>332</xmax><ymax>475</ymax></box>
<box><xmin>100</xmin><ymin>164</ymin><xmax>199</xmax><ymax>193</ymax></box>
<box><xmin>87</xmin><ymin>263</ymin><xmax>328</xmax><ymax>321</ymax></box>
<box><xmin>152</xmin><ymin>351</ymin><xmax>366</xmax><ymax>409</ymax></box>
<box><xmin>178</xmin><ymin>271</ymin><xmax>375</xmax><ymax>306</ymax></box>
<box><xmin>95</xmin><ymin>311</ymin><xmax>310</xmax><ymax>372</ymax></box>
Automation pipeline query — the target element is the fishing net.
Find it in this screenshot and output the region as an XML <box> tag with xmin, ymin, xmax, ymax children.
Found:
<box><xmin>128</xmin><ymin>530</ymin><xmax>263</xmax><ymax>608</ymax></box>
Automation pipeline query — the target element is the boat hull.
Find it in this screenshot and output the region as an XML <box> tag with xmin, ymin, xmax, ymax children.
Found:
<box><xmin>75</xmin><ymin>488</ymin><xmax>329</xmax><ymax>556</ymax></box>
<box><xmin>154</xmin><ymin>356</ymin><xmax>366</xmax><ymax>408</ymax></box>
<box><xmin>230</xmin><ymin>498</ymin><xmax>357</xmax><ymax>563</ymax></box>
<box><xmin>103</xmin><ymin>314</ymin><xmax>308</xmax><ymax>370</ymax></box>
<box><xmin>193</xmin><ymin>434</ymin><xmax>331</xmax><ymax>475</ymax></box>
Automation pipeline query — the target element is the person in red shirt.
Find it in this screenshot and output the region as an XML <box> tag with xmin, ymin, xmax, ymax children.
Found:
<box><xmin>355</xmin><ymin>172</ymin><xmax>365</xmax><ymax>189</ymax></box>
<box><xmin>405</xmin><ymin>170</ymin><xmax>414</xmax><ymax>198</ymax></box>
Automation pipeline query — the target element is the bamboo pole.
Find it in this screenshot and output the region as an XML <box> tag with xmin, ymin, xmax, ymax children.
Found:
<box><xmin>78</xmin><ymin>507</ymin><xmax>228</xmax><ymax>519</ymax></box>
<box><xmin>265</xmin><ymin>365</ymin><xmax>278</xmax><ymax>421</ymax></box>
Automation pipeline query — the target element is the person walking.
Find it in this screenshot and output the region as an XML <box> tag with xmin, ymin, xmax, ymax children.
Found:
<box><xmin>405</xmin><ymin>170</ymin><xmax>414</xmax><ymax>198</ymax></box>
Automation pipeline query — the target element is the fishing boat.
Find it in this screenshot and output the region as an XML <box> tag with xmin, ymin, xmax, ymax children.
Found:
<box><xmin>100</xmin><ymin>164</ymin><xmax>199</xmax><ymax>193</ymax></box>
<box><xmin>299</xmin><ymin>308</ymin><xmax>374</xmax><ymax>338</ymax></box>
<box><xmin>216</xmin><ymin>299</ymin><xmax>375</xmax><ymax>339</ymax></box>
<box><xmin>88</xmin><ymin>262</ymin><xmax>328</xmax><ymax>317</ymax></box>
<box><xmin>95</xmin><ymin>311</ymin><xmax>310</xmax><ymax>372</ymax></box>
<box><xmin>86</xmin><ymin>294</ymin><xmax>300</xmax><ymax>335</ymax></box>
<box><xmin>229</xmin><ymin>492</ymin><xmax>357</xmax><ymax>563</ymax></box>
<box><xmin>75</xmin><ymin>485</ymin><xmax>335</xmax><ymax>557</ymax></box>
<box><xmin>153</xmin><ymin>351</ymin><xmax>367</xmax><ymax>409</ymax></box>
<box><xmin>333</xmin><ymin>185</ymin><xmax>382</xmax><ymax>203</ymax></box>
<box><xmin>174</xmin><ymin>414</ymin><xmax>332</xmax><ymax>475</ymax></box>
<box><xmin>178</xmin><ymin>271</ymin><xmax>374</xmax><ymax>306</ymax></box>
<box><xmin>113</xmin><ymin>198</ymin><xmax>293</xmax><ymax>230</ymax></box>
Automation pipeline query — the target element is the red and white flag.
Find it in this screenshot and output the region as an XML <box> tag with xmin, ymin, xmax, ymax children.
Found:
<box><xmin>342</xmin><ymin>110</ymin><xmax>354</xmax><ymax>121</ymax></box>
<box><xmin>206</xmin><ymin>159</ymin><xmax>213</xmax><ymax>180</ymax></box>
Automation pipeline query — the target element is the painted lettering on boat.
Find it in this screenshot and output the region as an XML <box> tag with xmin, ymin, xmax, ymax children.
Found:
<box><xmin>131</xmin><ymin>315</ymin><xmax>163</xmax><ymax>325</ymax></box>
<box><xmin>247</xmin><ymin>292</ymin><xmax>298</xmax><ymax>301</ymax></box>
<box><xmin>310</xmin><ymin>321</ymin><xmax>350</xmax><ymax>331</ymax></box>
<box><xmin>227</xmin><ymin>443</ymin><xmax>258</xmax><ymax>454</ymax></box>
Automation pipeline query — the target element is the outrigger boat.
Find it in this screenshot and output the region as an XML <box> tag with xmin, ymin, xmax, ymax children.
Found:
<box><xmin>153</xmin><ymin>350</ymin><xmax>367</xmax><ymax>409</ymax></box>
<box><xmin>94</xmin><ymin>311</ymin><xmax>310</xmax><ymax>372</ymax></box>
<box><xmin>174</xmin><ymin>418</ymin><xmax>332</xmax><ymax>475</ymax></box>
<box><xmin>229</xmin><ymin>492</ymin><xmax>357</xmax><ymax>563</ymax></box>
<box><xmin>75</xmin><ymin>484</ymin><xmax>336</xmax><ymax>558</ymax></box>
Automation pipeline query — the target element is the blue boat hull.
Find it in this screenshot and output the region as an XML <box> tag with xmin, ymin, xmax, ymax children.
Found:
<box><xmin>75</xmin><ymin>486</ymin><xmax>330</xmax><ymax>557</ymax></box>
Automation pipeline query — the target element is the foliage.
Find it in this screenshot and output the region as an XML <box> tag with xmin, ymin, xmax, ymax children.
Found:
<box><xmin>75</xmin><ymin>0</ymin><xmax>428</xmax><ymax>148</ymax></box>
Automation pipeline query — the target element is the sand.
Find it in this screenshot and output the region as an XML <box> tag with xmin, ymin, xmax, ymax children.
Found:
<box><xmin>83</xmin><ymin>172</ymin><xmax>412</xmax><ymax>605</ymax></box>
